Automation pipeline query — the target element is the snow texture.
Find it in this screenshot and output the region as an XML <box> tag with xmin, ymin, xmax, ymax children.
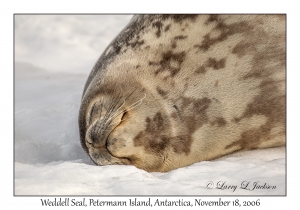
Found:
<box><xmin>14</xmin><ymin>15</ymin><xmax>286</xmax><ymax>196</ymax></box>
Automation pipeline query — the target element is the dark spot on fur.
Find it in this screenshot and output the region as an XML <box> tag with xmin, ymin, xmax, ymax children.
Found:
<box><xmin>206</xmin><ymin>58</ymin><xmax>226</xmax><ymax>70</ymax></box>
<box><xmin>226</xmin><ymin>129</ymin><xmax>261</xmax><ymax>150</ymax></box>
<box><xmin>233</xmin><ymin>117</ymin><xmax>240</xmax><ymax>123</ymax></box>
<box><xmin>195</xmin><ymin>57</ymin><xmax>226</xmax><ymax>75</ymax></box>
<box><xmin>130</xmin><ymin>39</ymin><xmax>145</xmax><ymax>48</ymax></box>
<box><xmin>190</xmin><ymin>98</ymin><xmax>211</xmax><ymax>131</ymax></box>
<box><xmin>152</xmin><ymin>21</ymin><xmax>163</xmax><ymax>38</ymax></box>
<box><xmin>133</xmin><ymin>109</ymin><xmax>198</xmax><ymax>157</ymax></box>
<box><xmin>180</xmin><ymin>97</ymin><xmax>212</xmax><ymax>133</ymax></box>
<box><xmin>205</xmin><ymin>14</ymin><xmax>220</xmax><ymax>24</ymax></box>
<box><xmin>211</xmin><ymin>117</ymin><xmax>227</xmax><ymax>127</ymax></box>
<box><xmin>147</xmin><ymin>113</ymin><xmax>164</xmax><ymax>132</ymax></box>
<box><xmin>214</xmin><ymin>80</ymin><xmax>219</xmax><ymax>87</ymax></box>
<box><xmin>153</xmin><ymin>50</ymin><xmax>186</xmax><ymax>77</ymax></box>
<box><xmin>148</xmin><ymin>61</ymin><xmax>155</xmax><ymax>66</ymax></box>
<box><xmin>164</xmin><ymin>24</ymin><xmax>171</xmax><ymax>32</ymax></box>
<box><xmin>194</xmin><ymin>57</ymin><xmax>226</xmax><ymax>75</ymax></box>
<box><xmin>156</xmin><ymin>87</ymin><xmax>168</xmax><ymax>98</ymax></box>
<box><xmin>171</xmin><ymin>35</ymin><xmax>188</xmax><ymax>49</ymax></box>
<box><xmin>134</xmin><ymin>100</ymin><xmax>209</xmax><ymax>158</ymax></box>
<box><xmin>232</xmin><ymin>42</ymin><xmax>252</xmax><ymax>57</ymax></box>
<box><xmin>170</xmin><ymin>112</ymin><xmax>178</xmax><ymax>119</ymax></box>
<box><xmin>167</xmin><ymin>14</ymin><xmax>198</xmax><ymax>23</ymax></box>
<box><xmin>133</xmin><ymin>112</ymin><xmax>170</xmax><ymax>154</ymax></box>
<box><xmin>174</xmin><ymin>35</ymin><xmax>187</xmax><ymax>40</ymax></box>
<box><xmin>170</xmin><ymin>135</ymin><xmax>192</xmax><ymax>154</ymax></box>
<box><xmin>172</xmin><ymin>42</ymin><xmax>177</xmax><ymax>49</ymax></box>
<box><xmin>195</xmin><ymin>16</ymin><xmax>252</xmax><ymax>52</ymax></box>
<box><xmin>136</xmin><ymin>65</ymin><xmax>140</xmax><ymax>69</ymax></box>
<box><xmin>195</xmin><ymin>65</ymin><xmax>206</xmax><ymax>74</ymax></box>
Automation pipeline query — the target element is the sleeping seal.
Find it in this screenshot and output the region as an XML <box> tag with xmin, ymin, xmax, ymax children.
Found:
<box><xmin>79</xmin><ymin>15</ymin><xmax>286</xmax><ymax>172</ymax></box>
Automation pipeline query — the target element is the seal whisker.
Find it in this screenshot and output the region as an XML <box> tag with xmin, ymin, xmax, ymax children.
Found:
<box><xmin>124</xmin><ymin>87</ymin><xmax>138</xmax><ymax>101</ymax></box>
<box><xmin>106</xmin><ymin>88</ymin><xmax>138</xmax><ymax>122</ymax></box>
<box><xmin>125</xmin><ymin>93</ymin><xmax>146</xmax><ymax>112</ymax></box>
<box><xmin>110</xmin><ymin>99</ymin><xmax>126</xmax><ymax>119</ymax></box>
<box><xmin>103</xmin><ymin>93</ymin><xmax>122</xmax><ymax>123</ymax></box>
<box><xmin>107</xmin><ymin>93</ymin><xmax>147</xmax><ymax>123</ymax></box>
<box><xmin>89</xmin><ymin>93</ymin><xmax>124</xmax><ymax>140</ymax></box>
<box><xmin>94</xmin><ymin>93</ymin><xmax>124</xmax><ymax>136</ymax></box>
<box><xmin>107</xmin><ymin>93</ymin><xmax>144</xmax><ymax>121</ymax></box>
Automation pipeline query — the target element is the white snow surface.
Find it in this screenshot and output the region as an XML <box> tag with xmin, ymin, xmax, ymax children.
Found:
<box><xmin>14</xmin><ymin>15</ymin><xmax>286</xmax><ymax>196</ymax></box>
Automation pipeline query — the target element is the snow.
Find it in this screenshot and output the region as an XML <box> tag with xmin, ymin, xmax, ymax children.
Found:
<box><xmin>14</xmin><ymin>15</ymin><xmax>286</xmax><ymax>196</ymax></box>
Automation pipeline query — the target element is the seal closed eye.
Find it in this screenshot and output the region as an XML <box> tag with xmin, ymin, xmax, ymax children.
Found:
<box><xmin>79</xmin><ymin>14</ymin><xmax>286</xmax><ymax>172</ymax></box>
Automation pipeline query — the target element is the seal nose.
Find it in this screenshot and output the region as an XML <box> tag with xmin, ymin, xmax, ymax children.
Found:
<box><xmin>86</xmin><ymin>120</ymin><xmax>110</xmax><ymax>148</ymax></box>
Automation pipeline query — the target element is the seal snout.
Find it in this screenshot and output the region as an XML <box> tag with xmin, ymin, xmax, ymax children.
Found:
<box><xmin>86</xmin><ymin>120</ymin><xmax>112</xmax><ymax>149</ymax></box>
<box><xmin>86</xmin><ymin>120</ymin><xmax>132</xmax><ymax>166</ymax></box>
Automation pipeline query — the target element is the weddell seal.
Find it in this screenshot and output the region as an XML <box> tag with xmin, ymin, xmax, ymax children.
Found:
<box><xmin>79</xmin><ymin>15</ymin><xmax>286</xmax><ymax>172</ymax></box>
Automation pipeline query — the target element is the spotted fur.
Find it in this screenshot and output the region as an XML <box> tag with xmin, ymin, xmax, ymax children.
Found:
<box><xmin>79</xmin><ymin>15</ymin><xmax>286</xmax><ymax>172</ymax></box>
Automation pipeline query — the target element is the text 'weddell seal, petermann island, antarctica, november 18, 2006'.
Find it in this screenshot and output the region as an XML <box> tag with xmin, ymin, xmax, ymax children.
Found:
<box><xmin>78</xmin><ymin>15</ymin><xmax>286</xmax><ymax>172</ymax></box>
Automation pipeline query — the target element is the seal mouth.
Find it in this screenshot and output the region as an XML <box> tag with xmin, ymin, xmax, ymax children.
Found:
<box><xmin>89</xmin><ymin>147</ymin><xmax>131</xmax><ymax>166</ymax></box>
<box><xmin>86</xmin><ymin>139</ymin><xmax>131</xmax><ymax>166</ymax></box>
